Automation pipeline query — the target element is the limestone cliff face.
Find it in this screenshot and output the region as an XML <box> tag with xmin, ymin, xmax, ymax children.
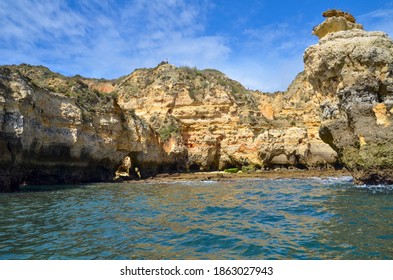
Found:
<box><xmin>117</xmin><ymin>64</ymin><xmax>261</xmax><ymax>171</ymax></box>
<box><xmin>0</xmin><ymin>59</ymin><xmax>338</xmax><ymax>191</ymax></box>
<box><xmin>256</xmin><ymin>72</ymin><xmax>337</xmax><ymax>168</ymax></box>
<box><xmin>0</xmin><ymin>66</ymin><xmax>176</xmax><ymax>191</ymax></box>
<box><xmin>305</xmin><ymin>19</ymin><xmax>393</xmax><ymax>183</ymax></box>
<box><xmin>3</xmin><ymin>9</ymin><xmax>391</xmax><ymax>189</ymax></box>
<box><xmin>117</xmin><ymin>64</ymin><xmax>337</xmax><ymax>171</ymax></box>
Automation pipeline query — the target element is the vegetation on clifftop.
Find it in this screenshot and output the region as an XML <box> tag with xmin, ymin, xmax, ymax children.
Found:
<box><xmin>4</xmin><ymin>64</ymin><xmax>118</xmax><ymax>121</ymax></box>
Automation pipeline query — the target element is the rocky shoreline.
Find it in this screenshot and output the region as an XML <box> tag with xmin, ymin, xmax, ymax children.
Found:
<box><xmin>1</xmin><ymin>10</ymin><xmax>393</xmax><ymax>191</ymax></box>
<box><xmin>136</xmin><ymin>169</ymin><xmax>352</xmax><ymax>184</ymax></box>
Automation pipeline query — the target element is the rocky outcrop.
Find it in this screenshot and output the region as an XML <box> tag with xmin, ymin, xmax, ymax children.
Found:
<box><xmin>322</xmin><ymin>10</ymin><xmax>357</xmax><ymax>23</ymax></box>
<box><xmin>256</xmin><ymin>72</ymin><xmax>338</xmax><ymax>169</ymax></box>
<box><xmin>116</xmin><ymin>64</ymin><xmax>337</xmax><ymax>171</ymax></box>
<box><xmin>1</xmin><ymin>9</ymin><xmax>387</xmax><ymax>188</ymax></box>
<box><xmin>1</xmin><ymin>47</ymin><xmax>348</xmax><ymax>192</ymax></box>
<box><xmin>313</xmin><ymin>10</ymin><xmax>363</xmax><ymax>39</ymax></box>
<box><xmin>305</xmin><ymin>16</ymin><xmax>393</xmax><ymax>184</ymax></box>
<box><xmin>0</xmin><ymin>62</ymin><xmax>338</xmax><ymax>191</ymax></box>
<box><xmin>0</xmin><ymin>65</ymin><xmax>182</xmax><ymax>191</ymax></box>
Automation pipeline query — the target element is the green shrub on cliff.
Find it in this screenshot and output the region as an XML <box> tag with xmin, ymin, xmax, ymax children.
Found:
<box><xmin>157</xmin><ymin>116</ymin><xmax>181</xmax><ymax>142</ymax></box>
<box><xmin>158</xmin><ymin>124</ymin><xmax>179</xmax><ymax>142</ymax></box>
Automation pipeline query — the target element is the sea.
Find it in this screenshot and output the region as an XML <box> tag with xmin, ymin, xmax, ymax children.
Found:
<box><xmin>0</xmin><ymin>176</ymin><xmax>392</xmax><ymax>260</ymax></box>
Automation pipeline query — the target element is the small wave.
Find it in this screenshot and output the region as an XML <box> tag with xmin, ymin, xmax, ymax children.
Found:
<box><xmin>143</xmin><ymin>179</ymin><xmax>219</xmax><ymax>186</ymax></box>
<box><xmin>310</xmin><ymin>176</ymin><xmax>353</xmax><ymax>184</ymax></box>
<box><xmin>353</xmin><ymin>184</ymin><xmax>393</xmax><ymax>194</ymax></box>
<box><xmin>200</xmin><ymin>180</ymin><xmax>219</xmax><ymax>184</ymax></box>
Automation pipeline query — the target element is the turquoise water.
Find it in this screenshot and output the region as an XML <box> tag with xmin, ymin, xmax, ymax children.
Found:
<box><xmin>0</xmin><ymin>177</ymin><xmax>392</xmax><ymax>259</ymax></box>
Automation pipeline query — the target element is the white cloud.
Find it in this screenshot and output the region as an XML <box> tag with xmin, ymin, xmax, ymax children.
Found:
<box><xmin>0</xmin><ymin>0</ymin><xmax>228</xmax><ymax>79</ymax></box>
<box><xmin>359</xmin><ymin>9</ymin><xmax>393</xmax><ymax>37</ymax></box>
<box><xmin>225</xmin><ymin>19</ymin><xmax>317</xmax><ymax>91</ymax></box>
<box><xmin>1</xmin><ymin>0</ymin><xmax>347</xmax><ymax>92</ymax></box>
<box><xmin>0</xmin><ymin>0</ymin><xmax>86</xmax><ymax>44</ymax></box>
<box><xmin>3</xmin><ymin>1</ymin><xmax>393</xmax><ymax>93</ymax></box>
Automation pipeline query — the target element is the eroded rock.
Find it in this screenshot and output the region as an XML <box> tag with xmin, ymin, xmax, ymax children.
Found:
<box><xmin>306</xmin><ymin>21</ymin><xmax>393</xmax><ymax>184</ymax></box>
<box><xmin>117</xmin><ymin>65</ymin><xmax>337</xmax><ymax>171</ymax></box>
<box><xmin>0</xmin><ymin>66</ymin><xmax>180</xmax><ymax>191</ymax></box>
<box><xmin>0</xmin><ymin>59</ymin><xmax>340</xmax><ymax>191</ymax></box>
<box><xmin>313</xmin><ymin>10</ymin><xmax>363</xmax><ymax>39</ymax></box>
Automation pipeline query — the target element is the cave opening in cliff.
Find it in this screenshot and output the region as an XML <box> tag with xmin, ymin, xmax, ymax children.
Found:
<box><xmin>188</xmin><ymin>163</ymin><xmax>201</xmax><ymax>172</ymax></box>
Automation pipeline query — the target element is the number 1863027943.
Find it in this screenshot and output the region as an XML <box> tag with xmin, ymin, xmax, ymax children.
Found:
<box><xmin>213</xmin><ymin>266</ymin><xmax>273</xmax><ymax>276</ymax></box>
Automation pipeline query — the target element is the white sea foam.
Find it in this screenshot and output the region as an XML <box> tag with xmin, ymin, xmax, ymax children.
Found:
<box><xmin>310</xmin><ymin>176</ymin><xmax>354</xmax><ymax>185</ymax></box>
<box><xmin>354</xmin><ymin>184</ymin><xmax>393</xmax><ymax>193</ymax></box>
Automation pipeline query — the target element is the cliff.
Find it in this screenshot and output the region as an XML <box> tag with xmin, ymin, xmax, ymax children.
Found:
<box><xmin>305</xmin><ymin>12</ymin><xmax>393</xmax><ymax>184</ymax></box>
<box><xmin>0</xmin><ymin>65</ymin><xmax>179</xmax><ymax>191</ymax></box>
<box><xmin>2</xmin><ymin>9</ymin><xmax>391</xmax><ymax>190</ymax></box>
<box><xmin>0</xmin><ymin>62</ymin><xmax>337</xmax><ymax>191</ymax></box>
<box><xmin>116</xmin><ymin>63</ymin><xmax>336</xmax><ymax>171</ymax></box>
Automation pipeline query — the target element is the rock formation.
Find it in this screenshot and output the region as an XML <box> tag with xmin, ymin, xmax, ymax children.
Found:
<box><xmin>0</xmin><ymin>62</ymin><xmax>338</xmax><ymax>191</ymax></box>
<box><xmin>2</xmin><ymin>9</ymin><xmax>391</xmax><ymax>189</ymax></box>
<box><xmin>313</xmin><ymin>10</ymin><xmax>363</xmax><ymax>39</ymax></box>
<box><xmin>15</xmin><ymin>10</ymin><xmax>392</xmax><ymax>190</ymax></box>
<box><xmin>322</xmin><ymin>9</ymin><xmax>356</xmax><ymax>23</ymax></box>
<box><xmin>305</xmin><ymin>12</ymin><xmax>393</xmax><ymax>184</ymax></box>
<box><xmin>257</xmin><ymin>72</ymin><xmax>337</xmax><ymax>168</ymax></box>
<box><xmin>0</xmin><ymin>65</ymin><xmax>181</xmax><ymax>191</ymax></box>
<box><xmin>116</xmin><ymin>64</ymin><xmax>337</xmax><ymax>171</ymax></box>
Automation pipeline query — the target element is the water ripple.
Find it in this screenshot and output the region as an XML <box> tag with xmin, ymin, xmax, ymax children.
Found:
<box><xmin>0</xmin><ymin>179</ymin><xmax>392</xmax><ymax>259</ymax></box>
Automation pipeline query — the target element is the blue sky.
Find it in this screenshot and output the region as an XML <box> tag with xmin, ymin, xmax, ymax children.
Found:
<box><xmin>1</xmin><ymin>0</ymin><xmax>392</xmax><ymax>91</ymax></box>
